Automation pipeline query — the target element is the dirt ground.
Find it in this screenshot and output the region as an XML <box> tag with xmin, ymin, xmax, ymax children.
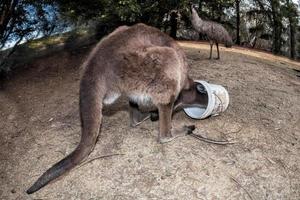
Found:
<box><xmin>0</xmin><ymin>42</ymin><xmax>299</xmax><ymax>200</ymax></box>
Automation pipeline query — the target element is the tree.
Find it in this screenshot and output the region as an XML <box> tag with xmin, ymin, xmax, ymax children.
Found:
<box><xmin>196</xmin><ymin>0</ymin><xmax>233</xmax><ymax>19</ymax></box>
<box><xmin>0</xmin><ymin>1</ymin><xmax>64</xmax><ymax>74</ymax></box>
<box><xmin>170</xmin><ymin>11</ymin><xmax>178</xmax><ymax>39</ymax></box>
<box><xmin>236</xmin><ymin>0</ymin><xmax>240</xmax><ymax>45</ymax></box>
<box><xmin>251</xmin><ymin>0</ymin><xmax>283</xmax><ymax>54</ymax></box>
<box><xmin>0</xmin><ymin>0</ymin><xmax>19</xmax><ymax>44</ymax></box>
<box><xmin>55</xmin><ymin>0</ymin><xmax>191</xmax><ymax>38</ymax></box>
<box><xmin>297</xmin><ymin>25</ymin><xmax>300</xmax><ymax>59</ymax></box>
<box><xmin>0</xmin><ymin>1</ymin><xmax>63</xmax><ymax>49</ymax></box>
<box><xmin>283</xmin><ymin>0</ymin><xmax>298</xmax><ymax>59</ymax></box>
<box><xmin>270</xmin><ymin>0</ymin><xmax>283</xmax><ymax>54</ymax></box>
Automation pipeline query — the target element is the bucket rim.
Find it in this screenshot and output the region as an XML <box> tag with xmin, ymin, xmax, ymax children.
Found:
<box><xmin>194</xmin><ymin>80</ymin><xmax>216</xmax><ymax>118</ymax></box>
<box><xmin>183</xmin><ymin>80</ymin><xmax>215</xmax><ymax>119</ymax></box>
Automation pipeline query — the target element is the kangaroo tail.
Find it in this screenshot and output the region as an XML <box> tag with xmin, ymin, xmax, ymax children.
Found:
<box><xmin>26</xmin><ymin>76</ymin><xmax>106</xmax><ymax>194</ymax></box>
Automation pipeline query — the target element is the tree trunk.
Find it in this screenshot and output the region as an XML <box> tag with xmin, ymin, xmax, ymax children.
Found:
<box><xmin>286</xmin><ymin>0</ymin><xmax>296</xmax><ymax>59</ymax></box>
<box><xmin>297</xmin><ymin>26</ymin><xmax>300</xmax><ymax>59</ymax></box>
<box><xmin>197</xmin><ymin>0</ymin><xmax>205</xmax><ymax>40</ymax></box>
<box><xmin>198</xmin><ymin>0</ymin><xmax>202</xmax><ymax>12</ymax></box>
<box><xmin>289</xmin><ymin>19</ymin><xmax>296</xmax><ymax>59</ymax></box>
<box><xmin>236</xmin><ymin>0</ymin><xmax>240</xmax><ymax>45</ymax></box>
<box><xmin>170</xmin><ymin>11</ymin><xmax>177</xmax><ymax>39</ymax></box>
<box><xmin>270</xmin><ymin>0</ymin><xmax>282</xmax><ymax>55</ymax></box>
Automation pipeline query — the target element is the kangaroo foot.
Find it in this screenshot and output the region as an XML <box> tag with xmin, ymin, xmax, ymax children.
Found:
<box><xmin>159</xmin><ymin>125</ymin><xmax>195</xmax><ymax>143</ymax></box>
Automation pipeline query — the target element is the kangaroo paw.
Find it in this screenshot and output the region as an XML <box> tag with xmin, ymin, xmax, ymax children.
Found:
<box><xmin>159</xmin><ymin>125</ymin><xmax>196</xmax><ymax>143</ymax></box>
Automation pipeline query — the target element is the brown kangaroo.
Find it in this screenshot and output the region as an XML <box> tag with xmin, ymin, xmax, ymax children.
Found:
<box><xmin>27</xmin><ymin>23</ymin><xmax>199</xmax><ymax>194</ymax></box>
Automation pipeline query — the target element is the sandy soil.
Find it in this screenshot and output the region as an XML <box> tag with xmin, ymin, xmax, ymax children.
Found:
<box><xmin>0</xmin><ymin>43</ymin><xmax>299</xmax><ymax>200</ymax></box>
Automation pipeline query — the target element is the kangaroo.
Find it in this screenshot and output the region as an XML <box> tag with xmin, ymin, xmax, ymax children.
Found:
<box><xmin>26</xmin><ymin>23</ymin><xmax>199</xmax><ymax>194</ymax></box>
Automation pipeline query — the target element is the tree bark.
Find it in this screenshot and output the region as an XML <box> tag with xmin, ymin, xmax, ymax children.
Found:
<box><xmin>170</xmin><ymin>11</ymin><xmax>177</xmax><ymax>39</ymax></box>
<box><xmin>198</xmin><ymin>0</ymin><xmax>202</xmax><ymax>12</ymax></box>
<box><xmin>270</xmin><ymin>0</ymin><xmax>282</xmax><ymax>55</ymax></box>
<box><xmin>286</xmin><ymin>0</ymin><xmax>296</xmax><ymax>59</ymax></box>
<box><xmin>290</xmin><ymin>23</ymin><xmax>296</xmax><ymax>59</ymax></box>
<box><xmin>236</xmin><ymin>0</ymin><xmax>240</xmax><ymax>45</ymax></box>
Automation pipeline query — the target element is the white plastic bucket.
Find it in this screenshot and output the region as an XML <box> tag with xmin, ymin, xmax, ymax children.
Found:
<box><xmin>183</xmin><ymin>80</ymin><xmax>229</xmax><ymax>119</ymax></box>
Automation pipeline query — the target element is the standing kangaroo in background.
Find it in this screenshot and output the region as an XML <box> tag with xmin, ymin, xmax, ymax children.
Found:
<box><xmin>190</xmin><ymin>4</ymin><xmax>233</xmax><ymax>59</ymax></box>
<box><xmin>27</xmin><ymin>23</ymin><xmax>201</xmax><ymax>194</ymax></box>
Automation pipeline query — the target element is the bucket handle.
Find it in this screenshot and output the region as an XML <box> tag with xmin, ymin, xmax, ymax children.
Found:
<box><xmin>213</xmin><ymin>91</ymin><xmax>224</xmax><ymax>113</ymax></box>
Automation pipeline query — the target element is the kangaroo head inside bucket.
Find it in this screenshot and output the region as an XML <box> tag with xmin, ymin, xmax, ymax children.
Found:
<box><xmin>183</xmin><ymin>80</ymin><xmax>229</xmax><ymax>119</ymax></box>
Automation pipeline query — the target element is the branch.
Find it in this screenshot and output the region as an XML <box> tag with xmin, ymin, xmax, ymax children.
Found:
<box><xmin>0</xmin><ymin>0</ymin><xmax>19</xmax><ymax>37</ymax></box>
<box><xmin>0</xmin><ymin>34</ymin><xmax>23</xmax><ymax>69</ymax></box>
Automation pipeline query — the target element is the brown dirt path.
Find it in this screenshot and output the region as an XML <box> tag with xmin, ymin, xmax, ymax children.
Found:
<box><xmin>179</xmin><ymin>41</ymin><xmax>300</xmax><ymax>70</ymax></box>
<box><xmin>0</xmin><ymin>42</ymin><xmax>299</xmax><ymax>200</ymax></box>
